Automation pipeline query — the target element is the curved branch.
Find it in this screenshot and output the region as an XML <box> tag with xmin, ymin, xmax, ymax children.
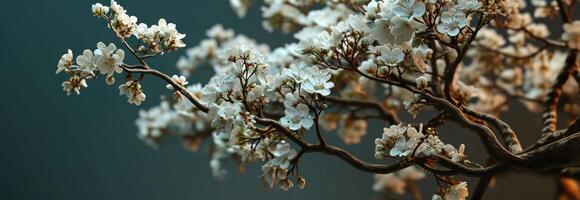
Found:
<box><xmin>323</xmin><ymin>96</ymin><xmax>400</xmax><ymax>124</ymax></box>
<box><xmin>462</xmin><ymin>108</ymin><xmax>523</xmax><ymax>154</ymax></box>
<box><xmin>542</xmin><ymin>51</ymin><xmax>578</xmax><ymax>134</ymax></box>
<box><xmin>443</xmin><ymin>12</ymin><xmax>486</xmax><ymax>104</ymax></box>
<box><xmin>120</xmin><ymin>66</ymin><xmax>209</xmax><ymax>113</ymax></box>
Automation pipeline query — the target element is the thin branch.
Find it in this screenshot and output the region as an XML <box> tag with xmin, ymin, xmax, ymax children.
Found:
<box><xmin>120</xmin><ymin>66</ymin><xmax>209</xmax><ymax>112</ymax></box>
<box><xmin>443</xmin><ymin>12</ymin><xmax>486</xmax><ymax>104</ymax></box>
<box><xmin>462</xmin><ymin>108</ymin><xmax>523</xmax><ymax>154</ymax></box>
<box><xmin>323</xmin><ymin>96</ymin><xmax>400</xmax><ymax>124</ymax></box>
<box><xmin>471</xmin><ymin>175</ymin><xmax>493</xmax><ymax>200</ymax></box>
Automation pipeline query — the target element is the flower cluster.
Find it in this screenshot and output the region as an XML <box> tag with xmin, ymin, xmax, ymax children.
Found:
<box><xmin>55</xmin><ymin>42</ymin><xmax>126</xmax><ymax>96</ymax></box>
<box><xmin>261</xmin><ymin>142</ymin><xmax>301</xmax><ymax>191</ymax></box>
<box><xmin>135</xmin><ymin>19</ymin><xmax>187</xmax><ymax>53</ymax></box>
<box><xmin>55</xmin><ymin>0</ymin><xmax>580</xmax><ymax>198</ymax></box>
<box><xmin>375</xmin><ymin>124</ymin><xmax>467</xmax><ymax>163</ymax></box>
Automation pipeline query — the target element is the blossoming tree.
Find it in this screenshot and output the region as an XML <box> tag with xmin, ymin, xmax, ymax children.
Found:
<box><xmin>55</xmin><ymin>0</ymin><xmax>580</xmax><ymax>199</ymax></box>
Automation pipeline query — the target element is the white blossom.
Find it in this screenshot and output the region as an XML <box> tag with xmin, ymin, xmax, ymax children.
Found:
<box><xmin>229</xmin><ymin>0</ymin><xmax>250</xmax><ymax>18</ymax></box>
<box><xmin>270</xmin><ymin>142</ymin><xmax>297</xmax><ymax>169</ymax></box>
<box><xmin>208</xmin><ymin>101</ymin><xmax>243</xmax><ymax>131</ymax></box>
<box><xmin>167</xmin><ymin>75</ymin><xmax>188</xmax><ymax>90</ymax></box>
<box><xmin>373</xmin><ymin>166</ymin><xmax>426</xmax><ymax>193</ymax></box>
<box><xmin>445</xmin><ymin>182</ymin><xmax>469</xmax><ymax>200</ymax></box>
<box><xmin>416</xmin><ymin>76</ymin><xmax>429</xmax><ymax>89</ymax></box>
<box><xmin>298</xmin><ymin>31</ymin><xmax>331</xmax><ymax>53</ymax></box>
<box><xmin>390</xmin><ymin>16</ymin><xmax>427</xmax><ymax>43</ymax></box>
<box><xmin>56</xmin><ymin>49</ymin><xmax>74</xmax><ymax>74</ymax></box>
<box><xmin>95</xmin><ymin>42</ymin><xmax>125</xmax><ymax>76</ymax></box>
<box><xmin>280</xmin><ymin>104</ymin><xmax>313</xmax><ymax>130</ymax></box>
<box><xmin>378</xmin><ymin>46</ymin><xmax>405</xmax><ymax>67</ymax></box>
<box><xmin>109</xmin><ymin>0</ymin><xmax>126</xmax><ymax>14</ymax></box>
<box><xmin>392</xmin><ymin>0</ymin><xmax>426</xmax><ymax>20</ymax></box>
<box><xmin>119</xmin><ymin>80</ymin><xmax>146</xmax><ymax>105</ymax></box>
<box><xmin>92</xmin><ymin>3</ymin><xmax>109</xmax><ymax>17</ymax></box>
<box><xmin>437</xmin><ymin>11</ymin><xmax>469</xmax><ymax>36</ymax></box>
<box><xmin>563</xmin><ymin>21</ymin><xmax>580</xmax><ymax>49</ymax></box>
<box><xmin>62</xmin><ymin>75</ymin><xmax>88</xmax><ymax>95</ymax></box>
<box><xmin>455</xmin><ymin>0</ymin><xmax>483</xmax><ymax>12</ymax></box>
<box><xmin>111</xmin><ymin>13</ymin><xmax>138</xmax><ymax>38</ymax></box>
<box><xmin>302</xmin><ymin>67</ymin><xmax>334</xmax><ymax>96</ymax></box>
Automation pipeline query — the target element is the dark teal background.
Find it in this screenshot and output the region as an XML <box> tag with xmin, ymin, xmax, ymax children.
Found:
<box><xmin>0</xmin><ymin>0</ymin><xmax>557</xmax><ymax>199</ymax></box>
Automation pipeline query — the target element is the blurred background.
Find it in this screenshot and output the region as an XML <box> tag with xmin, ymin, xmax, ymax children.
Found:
<box><xmin>0</xmin><ymin>0</ymin><xmax>558</xmax><ymax>199</ymax></box>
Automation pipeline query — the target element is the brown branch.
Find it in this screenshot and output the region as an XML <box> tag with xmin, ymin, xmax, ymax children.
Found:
<box><xmin>462</xmin><ymin>108</ymin><xmax>523</xmax><ymax>154</ymax></box>
<box><xmin>429</xmin><ymin>39</ymin><xmax>443</xmax><ymax>97</ymax></box>
<box><xmin>120</xmin><ymin>66</ymin><xmax>209</xmax><ymax>112</ymax></box>
<box><xmin>407</xmin><ymin>180</ymin><xmax>423</xmax><ymax>200</ymax></box>
<box><xmin>323</xmin><ymin>96</ymin><xmax>400</xmax><ymax>124</ymax></box>
<box><xmin>522</xmin><ymin>131</ymin><xmax>580</xmax><ymax>169</ymax></box>
<box><xmin>542</xmin><ymin>51</ymin><xmax>578</xmax><ymax>134</ymax></box>
<box><xmin>555</xmin><ymin>0</ymin><xmax>573</xmax><ymax>23</ymax></box>
<box><xmin>443</xmin><ymin>12</ymin><xmax>486</xmax><ymax>104</ymax></box>
<box><xmin>471</xmin><ymin>175</ymin><xmax>493</xmax><ymax>200</ymax></box>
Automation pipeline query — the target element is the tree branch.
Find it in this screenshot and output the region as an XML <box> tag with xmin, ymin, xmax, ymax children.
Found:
<box><xmin>542</xmin><ymin>51</ymin><xmax>578</xmax><ymax>134</ymax></box>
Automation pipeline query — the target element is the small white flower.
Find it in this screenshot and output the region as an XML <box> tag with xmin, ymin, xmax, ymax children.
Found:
<box><xmin>370</xmin><ymin>19</ymin><xmax>397</xmax><ymax>45</ymax></box>
<box><xmin>283</xmin><ymin>92</ymin><xmax>301</xmax><ymax>108</ymax></box>
<box><xmin>445</xmin><ymin>182</ymin><xmax>469</xmax><ymax>200</ymax></box>
<box><xmin>280</xmin><ymin>104</ymin><xmax>313</xmax><ymax>130</ymax></box>
<box><xmin>157</xmin><ymin>19</ymin><xmax>187</xmax><ymax>50</ymax></box>
<box><xmin>390</xmin><ymin>16</ymin><xmax>427</xmax><ymax>44</ymax></box>
<box><xmin>95</xmin><ymin>42</ymin><xmax>125</xmax><ymax>76</ymax></box>
<box><xmin>261</xmin><ymin>163</ymin><xmax>290</xmax><ymax>189</ymax></box>
<box><xmin>340</xmin><ymin>14</ymin><xmax>370</xmax><ymax>34</ymax></box>
<box><xmin>229</xmin><ymin>0</ymin><xmax>250</xmax><ymax>18</ymax></box>
<box><xmin>270</xmin><ymin>142</ymin><xmax>297</xmax><ymax>169</ymax></box>
<box><xmin>411</xmin><ymin>45</ymin><xmax>432</xmax><ymax>72</ymax></box>
<box><xmin>167</xmin><ymin>75</ymin><xmax>188</xmax><ymax>90</ymax></box>
<box><xmin>422</xmin><ymin>135</ymin><xmax>444</xmax><ymax>156</ymax></box>
<box><xmin>76</xmin><ymin>49</ymin><xmax>95</xmax><ymax>71</ymax></box>
<box><xmin>109</xmin><ymin>0</ymin><xmax>126</xmax><ymax>14</ymax></box>
<box><xmin>62</xmin><ymin>75</ymin><xmax>88</xmax><ymax>95</ymax></box>
<box><xmin>378</xmin><ymin>46</ymin><xmax>405</xmax><ymax>67</ymax></box>
<box><xmin>56</xmin><ymin>49</ymin><xmax>73</xmax><ymax>74</ymax></box>
<box><xmin>298</xmin><ymin>31</ymin><xmax>331</xmax><ymax>53</ymax></box>
<box><xmin>209</xmin><ymin>101</ymin><xmax>243</xmax><ymax>131</ymax></box>
<box><xmin>111</xmin><ymin>13</ymin><xmax>138</xmax><ymax>38</ymax></box>
<box><xmin>106</xmin><ymin>75</ymin><xmax>115</xmax><ymax>85</ymax></box>
<box><xmin>200</xmin><ymin>75</ymin><xmax>235</xmax><ymax>104</ymax></box>
<box><xmin>92</xmin><ymin>3</ymin><xmax>109</xmax><ymax>17</ymax></box>
<box><xmin>119</xmin><ymin>80</ymin><xmax>146</xmax><ymax>105</ymax></box>
<box><xmin>303</xmin><ymin>77</ymin><xmax>334</xmax><ymax>96</ymax></box>
<box><xmin>390</xmin><ymin>136</ymin><xmax>415</xmax><ymax>157</ymax></box>
<box><xmin>446</xmin><ymin>144</ymin><xmax>466</xmax><ymax>162</ymax></box>
<box><xmin>562</xmin><ymin>21</ymin><xmax>580</xmax><ymax>49</ymax></box>
<box><xmin>375</xmin><ymin>123</ymin><xmax>407</xmax><ymax>159</ymax></box>
<box><xmin>416</xmin><ymin>76</ymin><xmax>429</xmax><ymax>89</ymax></box>
<box><xmin>455</xmin><ymin>0</ymin><xmax>482</xmax><ymax>12</ymax></box>
<box><xmin>437</xmin><ymin>11</ymin><xmax>468</xmax><ymax>36</ymax></box>
<box><xmin>392</xmin><ymin>0</ymin><xmax>426</xmax><ymax>20</ymax></box>
<box><xmin>373</xmin><ymin>173</ymin><xmax>406</xmax><ymax>194</ymax></box>
<box><xmin>365</xmin><ymin>1</ymin><xmax>382</xmax><ymax>19</ymax></box>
